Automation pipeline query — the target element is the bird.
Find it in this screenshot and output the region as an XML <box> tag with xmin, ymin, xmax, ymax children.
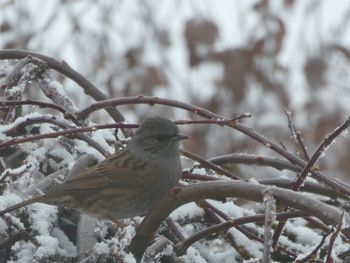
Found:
<box><xmin>0</xmin><ymin>116</ymin><xmax>188</xmax><ymax>220</ymax></box>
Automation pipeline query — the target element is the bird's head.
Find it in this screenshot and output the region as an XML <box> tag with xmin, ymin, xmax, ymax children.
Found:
<box><xmin>129</xmin><ymin>116</ymin><xmax>189</xmax><ymax>158</ymax></box>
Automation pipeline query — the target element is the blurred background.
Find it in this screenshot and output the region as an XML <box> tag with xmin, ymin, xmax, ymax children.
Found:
<box><xmin>1</xmin><ymin>0</ymin><xmax>350</xmax><ymax>182</ymax></box>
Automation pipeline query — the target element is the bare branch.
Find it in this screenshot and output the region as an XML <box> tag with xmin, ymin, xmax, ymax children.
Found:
<box><xmin>293</xmin><ymin>116</ymin><xmax>350</xmax><ymax>191</ymax></box>
<box><xmin>284</xmin><ymin>109</ymin><xmax>309</xmax><ymax>161</ymax></box>
<box><xmin>299</xmin><ymin>229</ymin><xmax>332</xmax><ymax>262</ymax></box>
<box><xmin>0</xmin><ymin>115</ymin><xmax>110</xmax><ymax>157</ymax></box>
<box><xmin>174</xmin><ymin>210</ymin><xmax>307</xmax><ymax>256</ymax></box>
<box><xmin>76</xmin><ymin>96</ymin><xmax>350</xmax><ymax>195</ymax></box>
<box><xmin>0</xmin><ymin>100</ymin><xmax>80</xmax><ymax>125</ymax></box>
<box><xmin>326</xmin><ymin>213</ymin><xmax>344</xmax><ymax>262</ymax></box>
<box><xmin>181</xmin><ymin>149</ymin><xmax>240</xmax><ymax>180</ymax></box>
<box><xmin>273</xmin><ymin>116</ymin><xmax>350</xmax><ymax>248</ymax></box>
<box><xmin>207</xmin><ymin>153</ymin><xmax>301</xmax><ymax>172</ymax></box>
<box><xmin>130</xmin><ymin>181</ymin><xmax>343</xmax><ymax>261</ymax></box>
<box><xmin>0</xmin><ymin>56</ymin><xmax>33</xmax><ymax>93</ymax></box>
<box><xmin>182</xmin><ymin>173</ymin><xmax>346</xmax><ymax>199</ymax></box>
<box><xmin>0</xmin><ymin>49</ymin><xmax>126</xmax><ymax>125</ymax></box>
<box><xmin>262</xmin><ymin>190</ymin><xmax>275</xmax><ymax>263</ymax></box>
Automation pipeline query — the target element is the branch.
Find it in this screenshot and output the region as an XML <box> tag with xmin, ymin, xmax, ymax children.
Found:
<box><xmin>293</xmin><ymin>116</ymin><xmax>350</xmax><ymax>191</ymax></box>
<box><xmin>129</xmin><ymin>181</ymin><xmax>343</xmax><ymax>261</ymax></box>
<box><xmin>0</xmin><ymin>119</ymin><xmax>248</xmax><ymax>154</ymax></box>
<box><xmin>0</xmin><ymin>49</ymin><xmax>126</xmax><ymax>125</ymax></box>
<box><xmin>174</xmin><ymin>210</ymin><xmax>307</xmax><ymax>256</ymax></box>
<box><xmin>76</xmin><ymin>96</ymin><xmax>350</xmax><ymax>195</ymax></box>
<box><xmin>0</xmin><ymin>123</ymin><xmax>138</xmax><ymax>153</ymax></box>
<box><xmin>284</xmin><ymin>109</ymin><xmax>309</xmax><ymax>161</ymax></box>
<box><xmin>273</xmin><ymin>116</ymin><xmax>350</xmax><ymax>248</ymax></box>
<box><xmin>207</xmin><ymin>153</ymin><xmax>301</xmax><ymax>172</ymax></box>
<box><xmin>0</xmin><ymin>56</ymin><xmax>33</xmax><ymax>92</ymax></box>
<box><xmin>182</xmin><ymin>174</ymin><xmax>345</xmax><ymax>199</ymax></box>
<box><xmin>181</xmin><ymin>149</ymin><xmax>240</xmax><ymax>180</ymax></box>
<box><xmin>299</xmin><ymin>229</ymin><xmax>331</xmax><ymax>262</ymax></box>
<box><xmin>0</xmin><ymin>116</ymin><xmax>111</xmax><ymax>157</ymax></box>
<box><xmin>326</xmin><ymin>213</ymin><xmax>344</xmax><ymax>262</ymax></box>
<box><xmin>0</xmin><ymin>100</ymin><xmax>80</xmax><ymax>125</ymax></box>
<box><xmin>262</xmin><ymin>190</ymin><xmax>275</xmax><ymax>263</ymax></box>
<box><xmin>196</xmin><ymin>200</ymin><xmax>270</xmax><ymax>258</ymax></box>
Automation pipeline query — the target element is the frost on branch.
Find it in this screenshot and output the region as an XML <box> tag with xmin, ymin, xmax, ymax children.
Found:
<box><xmin>0</xmin><ymin>47</ymin><xmax>350</xmax><ymax>262</ymax></box>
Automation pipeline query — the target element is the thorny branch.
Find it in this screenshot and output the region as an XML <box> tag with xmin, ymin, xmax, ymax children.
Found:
<box><xmin>76</xmin><ymin>95</ymin><xmax>350</xmax><ymax>196</ymax></box>
<box><xmin>262</xmin><ymin>190</ymin><xmax>275</xmax><ymax>263</ymax></box>
<box><xmin>272</xmin><ymin>116</ymin><xmax>350</xmax><ymax>248</ymax></box>
<box><xmin>174</xmin><ymin>210</ymin><xmax>307</xmax><ymax>257</ymax></box>
<box><xmin>326</xmin><ymin>213</ymin><xmax>344</xmax><ymax>262</ymax></box>
<box><xmin>0</xmin><ymin>49</ymin><xmax>126</xmax><ymax>125</ymax></box>
<box><xmin>1</xmin><ymin>52</ymin><xmax>349</xmax><ymax>262</ymax></box>
<box><xmin>298</xmin><ymin>229</ymin><xmax>332</xmax><ymax>262</ymax></box>
<box><xmin>284</xmin><ymin>109</ymin><xmax>310</xmax><ymax>161</ymax></box>
<box><xmin>0</xmin><ymin>99</ymin><xmax>80</xmax><ymax>125</ymax></box>
<box><xmin>129</xmin><ymin>181</ymin><xmax>343</xmax><ymax>261</ymax></box>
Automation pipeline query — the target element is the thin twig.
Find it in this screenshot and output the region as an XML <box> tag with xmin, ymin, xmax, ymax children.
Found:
<box><xmin>0</xmin><ymin>215</ymin><xmax>40</xmax><ymax>249</ymax></box>
<box><xmin>198</xmin><ymin>200</ymin><xmax>263</xmax><ymax>243</ymax></box>
<box><xmin>326</xmin><ymin>212</ymin><xmax>344</xmax><ymax>263</ymax></box>
<box><xmin>182</xmin><ymin>174</ymin><xmax>346</xmax><ymax>199</ymax></box>
<box><xmin>181</xmin><ymin>172</ymin><xmax>219</xmax><ymax>181</ymax></box>
<box><xmin>293</xmin><ymin>116</ymin><xmax>350</xmax><ymax>191</ymax></box>
<box><xmin>75</xmin><ymin>96</ymin><xmax>350</xmax><ymax>195</ymax></box>
<box><xmin>130</xmin><ymin>181</ymin><xmax>342</xmax><ymax>261</ymax></box>
<box><xmin>0</xmin><ymin>49</ymin><xmax>126</xmax><ymax>127</ymax></box>
<box><xmin>181</xmin><ymin>149</ymin><xmax>240</xmax><ymax>180</ymax></box>
<box><xmin>165</xmin><ymin>218</ymin><xmax>185</xmax><ymax>241</ymax></box>
<box><xmin>298</xmin><ymin>229</ymin><xmax>332</xmax><ymax>262</ymax></box>
<box><xmin>0</xmin><ymin>231</ymin><xmax>37</xmax><ymax>250</ymax></box>
<box><xmin>0</xmin><ymin>56</ymin><xmax>33</xmax><ymax>92</ymax></box>
<box><xmin>0</xmin><ymin>119</ymin><xmax>249</xmax><ymax>152</ymax></box>
<box><xmin>207</xmin><ymin>153</ymin><xmax>301</xmax><ymax>172</ymax></box>
<box><xmin>0</xmin><ymin>116</ymin><xmax>110</xmax><ymax>156</ymax></box>
<box><xmin>0</xmin><ymin>123</ymin><xmax>137</xmax><ymax>151</ymax></box>
<box><xmin>175</xmin><ymin>114</ymin><xmax>251</xmax><ymax>126</ymax></box>
<box><xmin>0</xmin><ymin>100</ymin><xmax>80</xmax><ymax>125</ymax></box>
<box><xmin>273</xmin><ymin>116</ymin><xmax>350</xmax><ymax>248</ymax></box>
<box><xmin>262</xmin><ymin>190</ymin><xmax>275</xmax><ymax>263</ymax></box>
<box><xmin>197</xmin><ymin>200</ymin><xmax>297</xmax><ymax>260</ymax></box>
<box><xmin>174</xmin><ymin>210</ymin><xmax>307</xmax><ymax>256</ymax></box>
<box><xmin>196</xmin><ymin>200</ymin><xmax>256</xmax><ymax>259</ymax></box>
<box><xmin>284</xmin><ymin>110</ymin><xmax>309</xmax><ymax>161</ymax></box>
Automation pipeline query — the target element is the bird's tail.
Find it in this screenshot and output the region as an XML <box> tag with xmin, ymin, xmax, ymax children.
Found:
<box><xmin>0</xmin><ymin>196</ymin><xmax>44</xmax><ymax>217</ymax></box>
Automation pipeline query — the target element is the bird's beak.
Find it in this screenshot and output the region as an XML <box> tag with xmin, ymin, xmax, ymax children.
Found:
<box><xmin>174</xmin><ymin>133</ymin><xmax>190</xmax><ymax>141</ymax></box>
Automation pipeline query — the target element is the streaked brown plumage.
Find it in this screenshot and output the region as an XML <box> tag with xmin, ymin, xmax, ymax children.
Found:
<box><xmin>0</xmin><ymin>116</ymin><xmax>188</xmax><ymax>220</ymax></box>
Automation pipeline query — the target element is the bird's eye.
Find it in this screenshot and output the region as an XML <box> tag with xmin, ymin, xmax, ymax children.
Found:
<box><xmin>154</xmin><ymin>135</ymin><xmax>169</xmax><ymax>141</ymax></box>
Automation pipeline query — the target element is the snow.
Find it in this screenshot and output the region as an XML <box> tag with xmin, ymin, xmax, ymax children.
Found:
<box><xmin>1</xmin><ymin>0</ymin><xmax>350</xmax><ymax>261</ymax></box>
<box><xmin>8</xmin><ymin>241</ymin><xmax>36</xmax><ymax>263</ymax></box>
<box><xmin>191</xmin><ymin>167</ymin><xmax>207</xmax><ymax>175</ymax></box>
<box><xmin>285</xmin><ymin>220</ymin><xmax>321</xmax><ymax>246</ymax></box>
<box><xmin>170</xmin><ymin>202</ymin><xmax>204</xmax><ymax>221</ymax></box>
<box><xmin>0</xmin><ymin>193</ymin><xmax>23</xmax><ymax>211</ymax></box>
<box><xmin>90</xmin><ymin>128</ymin><xmax>116</xmax><ymax>155</ymax></box>
<box><xmin>180</xmin><ymin>246</ymin><xmax>208</xmax><ymax>263</ymax></box>
<box><xmin>51</xmin><ymin>227</ymin><xmax>76</xmax><ymax>257</ymax></box>
<box><xmin>228</xmin><ymin>228</ymin><xmax>263</xmax><ymax>259</ymax></box>
<box><xmin>34</xmin><ymin>235</ymin><xmax>63</xmax><ymax>258</ymax></box>
<box><xmin>93</xmin><ymin>241</ymin><xmax>110</xmax><ymax>255</ymax></box>
<box><xmin>27</xmin><ymin>203</ymin><xmax>57</xmax><ymax>236</ymax></box>
<box><xmin>72</xmin><ymin>139</ymin><xmax>105</xmax><ymax>161</ymax></box>
<box><xmin>0</xmin><ymin>112</ymin><xmax>44</xmax><ymax>133</ymax></box>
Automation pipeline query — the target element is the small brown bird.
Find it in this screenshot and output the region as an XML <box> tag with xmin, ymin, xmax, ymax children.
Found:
<box><xmin>0</xmin><ymin>116</ymin><xmax>188</xmax><ymax>220</ymax></box>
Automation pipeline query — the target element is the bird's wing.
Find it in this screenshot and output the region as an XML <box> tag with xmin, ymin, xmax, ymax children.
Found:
<box><xmin>58</xmin><ymin>148</ymin><xmax>151</xmax><ymax>191</ymax></box>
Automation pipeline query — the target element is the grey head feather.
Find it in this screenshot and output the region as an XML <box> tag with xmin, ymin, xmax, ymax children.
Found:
<box><xmin>128</xmin><ymin>116</ymin><xmax>181</xmax><ymax>158</ymax></box>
